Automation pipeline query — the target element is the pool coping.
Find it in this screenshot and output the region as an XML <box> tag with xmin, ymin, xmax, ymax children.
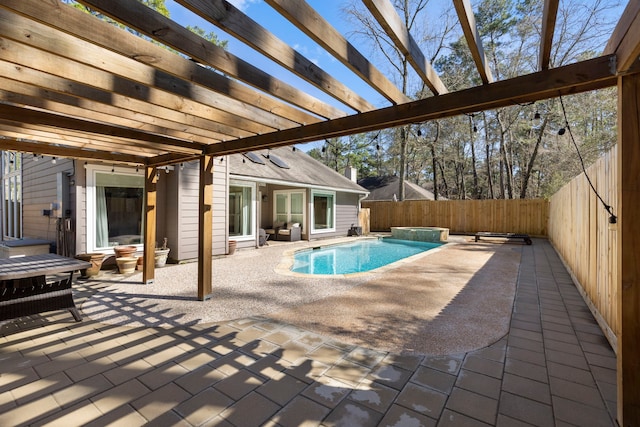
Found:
<box><xmin>274</xmin><ymin>235</ymin><xmax>459</xmax><ymax>278</ymax></box>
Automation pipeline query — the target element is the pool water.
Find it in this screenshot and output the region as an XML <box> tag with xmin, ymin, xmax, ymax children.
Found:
<box><xmin>291</xmin><ymin>238</ymin><xmax>443</xmax><ymax>275</ymax></box>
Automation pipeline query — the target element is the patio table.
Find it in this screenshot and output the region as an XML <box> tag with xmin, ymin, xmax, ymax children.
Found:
<box><xmin>0</xmin><ymin>253</ymin><xmax>90</xmax><ymax>322</ymax></box>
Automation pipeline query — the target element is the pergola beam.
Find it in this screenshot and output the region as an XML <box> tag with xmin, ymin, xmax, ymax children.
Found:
<box><xmin>605</xmin><ymin>0</ymin><xmax>640</xmax><ymax>73</ymax></box>
<box><xmin>0</xmin><ymin>104</ymin><xmax>203</xmax><ymax>155</ymax></box>
<box><xmin>539</xmin><ymin>0</ymin><xmax>559</xmax><ymax>70</ymax></box>
<box><xmin>175</xmin><ymin>0</ymin><xmax>376</xmax><ymax>112</ymax></box>
<box><xmin>208</xmin><ymin>55</ymin><xmax>617</xmax><ymax>155</ymax></box>
<box><xmin>75</xmin><ymin>0</ymin><xmax>346</xmax><ymax>120</ymax></box>
<box><xmin>266</xmin><ymin>0</ymin><xmax>410</xmax><ymax>105</ymax></box>
<box><xmin>453</xmin><ymin>0</ymin><xmax>494</xmax><ymax>83</ymax></box>
<box><xmin>0</xmin><ymin>139</ymin><xmax>144</xmax><ymax>164</ymax></box>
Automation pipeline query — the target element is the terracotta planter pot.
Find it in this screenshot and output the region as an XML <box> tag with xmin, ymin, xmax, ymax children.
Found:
<box><xmin>75</xmin><ymin>253</ymin><xmax>105</xmax><ymax>278</ymax></box>
<box><xmin>114</xmin><ymin>245</ymin><xmax>137</xmax><ymax>258</ymax></box>
<box><xmin>116</xmin><ymin>257</ymin><xmax>137</xmax><ymax>274</ymax></box>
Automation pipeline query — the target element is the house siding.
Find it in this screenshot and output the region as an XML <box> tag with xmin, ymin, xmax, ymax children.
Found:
<box><xmin>308</xmin><ymin>191</ymin><xmax>360</xmax><ymax>240</ymax></box>
<box><xmin>167</xmin><ymin>159</ymin><xmax>228</xmax><ymax>261</ymax></box>
<box><xmin>22</xmin><ymin>156</ymin><xmax>75</xmax><ymax>251</ymax></box>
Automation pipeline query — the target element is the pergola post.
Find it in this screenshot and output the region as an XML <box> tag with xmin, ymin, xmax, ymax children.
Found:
<box><xmin>617</xmin><ymin>72</ymin><xmax>640</xmax><ymax>426</ymax></box>
<box><xmin>197</xmin><ymin>155</ymin><xmax>213</xmax><ymax>300</ymax></box>
<box><xmin>143</xmin><ymin>166</ymin><xmax>157</xmax><ymax>284</ymax></box>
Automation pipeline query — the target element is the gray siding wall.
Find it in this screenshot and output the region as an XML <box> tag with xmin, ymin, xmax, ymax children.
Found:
<box><xmin>308</xmin><ymin>191</ymin><xmax>360</xmax><ymax>240</ymax></box>
<box><xmin>212</xmin><ymin>160</ymin><xmax>228</xmax><ymax>255</ymax></box>
<box><xmin>22</xmin><ymin>156</ymin><xmax>75</xmax><ymax>249</ymax></box>
<box><xmin>167</xmin><ymin>159</ymin><xmax>228</xmax><ymax>261</ymax></box>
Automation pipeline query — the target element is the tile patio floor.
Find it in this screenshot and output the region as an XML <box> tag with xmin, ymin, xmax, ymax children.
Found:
<box><xmin>0</xmin><ymin>239</ymin><xmax>617</xmax><ymax>426</ymax></box>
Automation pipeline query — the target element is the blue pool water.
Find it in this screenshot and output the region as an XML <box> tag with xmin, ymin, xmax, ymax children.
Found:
<box><xmin>291</xmin><ymin>238</ymin><xmax>443</xmax><ymax>275</ymax></box>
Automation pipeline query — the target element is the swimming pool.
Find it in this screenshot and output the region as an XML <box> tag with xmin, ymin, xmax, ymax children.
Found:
<box><xmin>291</xmin><ymin>238</ymin><xmax>443</xmax><ymax>275</ymax></box>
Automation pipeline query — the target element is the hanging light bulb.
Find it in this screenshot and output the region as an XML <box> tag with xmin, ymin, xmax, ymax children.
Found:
<box><xmin>111</xmin><ymin>165</ymin><xmax>115</xmax><ymax>173</ymax></box>
<box><xmin>51</xmin><ymin>157</ymin><xmax>57</xmax><ymax>164</ymax></box>
<box><xmin>534</xmin><ymin>111</ymin><xmax>541</xmax><ymax>120</ymax></box>
<box><xmin>292</xmin><ymin>146</ymin><xmax>296</xmax><ymax>152</ymax></box>
<box><xmin>376</xmin><ymin>144</ymin><xmax>380</xmax><ymax>151</ymax></box>
<box><xmin>473</xmin><ymin>125</ymin><xmax>478</xmax><ymax>133</ymax></box>
<box><xmin>558</xmin><ymin>128</ymin><xmax>566</xmax><ymax>136</ymax></box>
<box><xmin>417</xmin><ymin>129</ymin><xmax>422</xmax><ymax>137</ymax></box>
<box><xmin>136</xmin><ymin>165</ymin><xmax>139</xmax><ymax>173</ymax></box>
<box><xmin>33</xmin><ymin>154</ymin><xmax>39</xmax><ymax>162</ymax></box>
<box><xmin>180</xmin><ymin>163</ymin><xmax>184</xmax><ymax>170</ymax></box>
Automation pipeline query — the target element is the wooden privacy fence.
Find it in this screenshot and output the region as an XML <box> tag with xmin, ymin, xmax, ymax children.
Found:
<box><xmin>362</xmin><ymin>198</ymin><xmax>549</xmax><ymax>236</ymax></box>
<box><xmin>548</xmin><ymin>145</ymin><xmax>618</xmax><ymax>349</ymax></box>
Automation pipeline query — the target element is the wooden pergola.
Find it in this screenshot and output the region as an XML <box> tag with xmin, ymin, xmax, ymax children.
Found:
<box><xmin>0</xmin><ymin>0</ymin><xmax>639</xmax><ymax>423</ymax></box>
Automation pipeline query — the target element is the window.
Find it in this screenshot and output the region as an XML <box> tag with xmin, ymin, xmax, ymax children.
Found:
<box><xmin>2</xmin><ymin>151</ymin><xmax>21</xmax><ymax>239</ymax></box>
<box><xmin>311</xmin><ymin>190</ymin><xmax>335</xmax><ymax>233</ymax></box>
<box><xmin>229</xmin><ymin>181</ymin><xmax>255</xmax><ymax>239</ymax></box>
<box><xmin>86</xmin><ymin>165</ymin><xmax>144</xmax><ymax>252</ymax></box>
<box><xmin>273</xmin><ymin>190</ymin><xmax>305</xmax><ymax>229</ymax></box>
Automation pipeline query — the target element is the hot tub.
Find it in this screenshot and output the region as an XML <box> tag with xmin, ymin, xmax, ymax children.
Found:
<box><xmin>390</xmin><ymin>227</ymin><xmax>449</xmax><ymax>243</ymax></box>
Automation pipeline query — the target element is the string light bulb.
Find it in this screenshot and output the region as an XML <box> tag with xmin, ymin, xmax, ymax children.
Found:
<box><xmin>51</xmin><ymin>157</ymin><xmax>57</xmax><ymax>164</ymax></box>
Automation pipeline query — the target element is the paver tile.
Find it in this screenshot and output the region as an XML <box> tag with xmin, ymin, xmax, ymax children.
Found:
<box><xmin>462</xmin><ymin>355</ymin><xmax>504</xmax><ymax>379</ymax></box>
<box><xmin>552</xmin><ymin>395</ymin><xmax>615</xmax><ymax>426</ymax></box>
<box><xmin>174</xmin><ymin>387</ymin><xmax>234</xmax><ymax>426</ymax></box>
<box><xmin>269</xmin><ymin>395</ymin><xmax>331</xmax><ymax>427</ymax></box>
<box><xmin>505</xmin><ymin>358</ymin><xmax>548</xmax><ymax>383</ymax></box>
<box><xmin>411</xmin><ymin>365</ymin><xmax>456</xmax><ymax>394</ymax></box>
<box><xmin>502</xmin><ymin>372</ymin><xmax>551</xmax><ymax>404</ymax></box>
<box><xmin>131</xmin><ymin>382</ymin><xmax>191</xmax><ymax>421</ymax></box>
<box><xmin>498</xmin><ymin>391</ymin><xmax>554</xmax><ymax>426</ymax></box>
<box><xmin>396</xmin><ymin>382</ymin><xmax>447</xmax><ymax>420</ymax></box>
<box><xmin>549</xmin><ymin>376</ymin><xmax>607</xmax><ymax>409</ymax></box>
<box><xmin>445</xmin><ymin>387</ymin><xmax>497</xmax><ymax>425</ymax></box>
<box><xmin>370</xmin><ymin>363</ymin><xmax>413</xmax><ymax>390</ymax></box>
<box><xmin>256</xmin><ymin>372</ymin><xmax>308</xmax><ymax>406</ymax></box>
<box><xmin>438</xmin><ymin>409</ymin><xmax>493</xmax><ymax>426</ymax></box>
<box><xmin>347</xmin><ymin>382</ymin><xmax>398</xmax><ymax>414</ymax></box>
<box><xmin>323</xmin><ymin>400</ymin><xmax>384</xmax><ymax>426</ymax></box>
<box><xmin>378</xmin><ymin>404</ymin><xmax>437</xmax><ymax>427</ymax></box>
<box><xmin>90</xmin><ymin>378</ymin><xmax>150</xmax><ymax>413</ymax></box>
<box><xmin>220</xmin><ymin>391</ymin><xmax>280</xmax><ymax>426</ymax></box>
<box><xmin>302</xmin><ymin>376</ymin><xmax>351</xmax><ymax>409</ymax></box>
<box><xmin>455</xmin><ymin>369</ymin><xmax>502</xmax><ymax>400</ymax></box>
<box><xmin>174</xmin><ymin>365</ymin><xmax>227</xmax><ymax>395</ymax></box>
<box><xmin>214</xmin><ymin>368</ymin><xmax>266</xmax><ymax>400</ymax></box>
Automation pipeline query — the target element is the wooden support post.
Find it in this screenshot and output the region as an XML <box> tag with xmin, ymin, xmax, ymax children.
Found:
<box><xmin>143</xmin><ymin>166</ymin><xmax>157</xmax><ymax>284</ymax></box>
<box><xmin>198</xmin><ymin>155</ymin><xmax>213</xmax><ymax>300</ymax></box>
<box><xmin>617</xmin><ymin>72</ymin><xmax>640</xmax><ymax>426</ymax></box>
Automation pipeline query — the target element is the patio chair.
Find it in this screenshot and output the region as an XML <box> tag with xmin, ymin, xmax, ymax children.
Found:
<box><xmin>277</xmin><ymin>223</ymin><xmax>301</xmax><ymax>241</ymax></box>
<box><xmin>259</xmin><ymin>228</ymin><xmax>269</xmax><ymax>246</ymax></box>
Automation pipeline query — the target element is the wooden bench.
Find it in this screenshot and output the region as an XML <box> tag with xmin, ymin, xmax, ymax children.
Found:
<box><xmin>475</xmin><ymin>232</ymin><xmax>532</xmax><ymax>245</ymax></box>
<box><xmin>0</xmin><ymin>253</ymin><xmax>91</xmax><ymax>322</ymax></box>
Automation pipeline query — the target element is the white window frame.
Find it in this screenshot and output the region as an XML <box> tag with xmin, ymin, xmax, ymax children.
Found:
<box><xmin>1</xmin><ymin>151</ymin><xmax>22</xmax><ymax>239</ymax></box>
<box><xmin>272</xmin><ymin>189</ymin><xmax>306</xmax><ymax>230</ymax></box>
<box><xmin>86</xmin><ymin>164</ymin><xmax>144</xmax><ymax>253</ymax></box>
<box><xmin>228</xmin><ymin>180</ymin><xmax>256</xmax><ymax>241</ymax></box>
<box><xmin>310</xmin><ymin>189</ymin><xmax>336</xmax><ymax>234</ymax></box>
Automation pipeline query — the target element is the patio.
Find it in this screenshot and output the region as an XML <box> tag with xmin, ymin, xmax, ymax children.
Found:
<box><xmin>0</xmin><ymin>238</ymin><xmax>616</xmax><ymax>426</ymax></box>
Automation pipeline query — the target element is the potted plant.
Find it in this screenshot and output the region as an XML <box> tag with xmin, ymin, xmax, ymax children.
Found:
<box><xmin>155</xmin><ymin>237</ymin><xmax>171</xmax><ymax>267</ymax></box>
<box><xmin>75</xmin><ymin>253</ymin><xmax>105</xmax><ymax>278</ymax></box>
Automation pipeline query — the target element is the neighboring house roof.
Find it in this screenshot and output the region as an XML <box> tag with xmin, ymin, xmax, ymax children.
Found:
<box><xmin>359</xmin><ymin>175</ymin><xmax>437</xmax><ymax>200</ymax></box>
<box><xmin>228</xmin><ymin>146</ymin><xmax>368</xmax><ymax>194</ymax></box>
